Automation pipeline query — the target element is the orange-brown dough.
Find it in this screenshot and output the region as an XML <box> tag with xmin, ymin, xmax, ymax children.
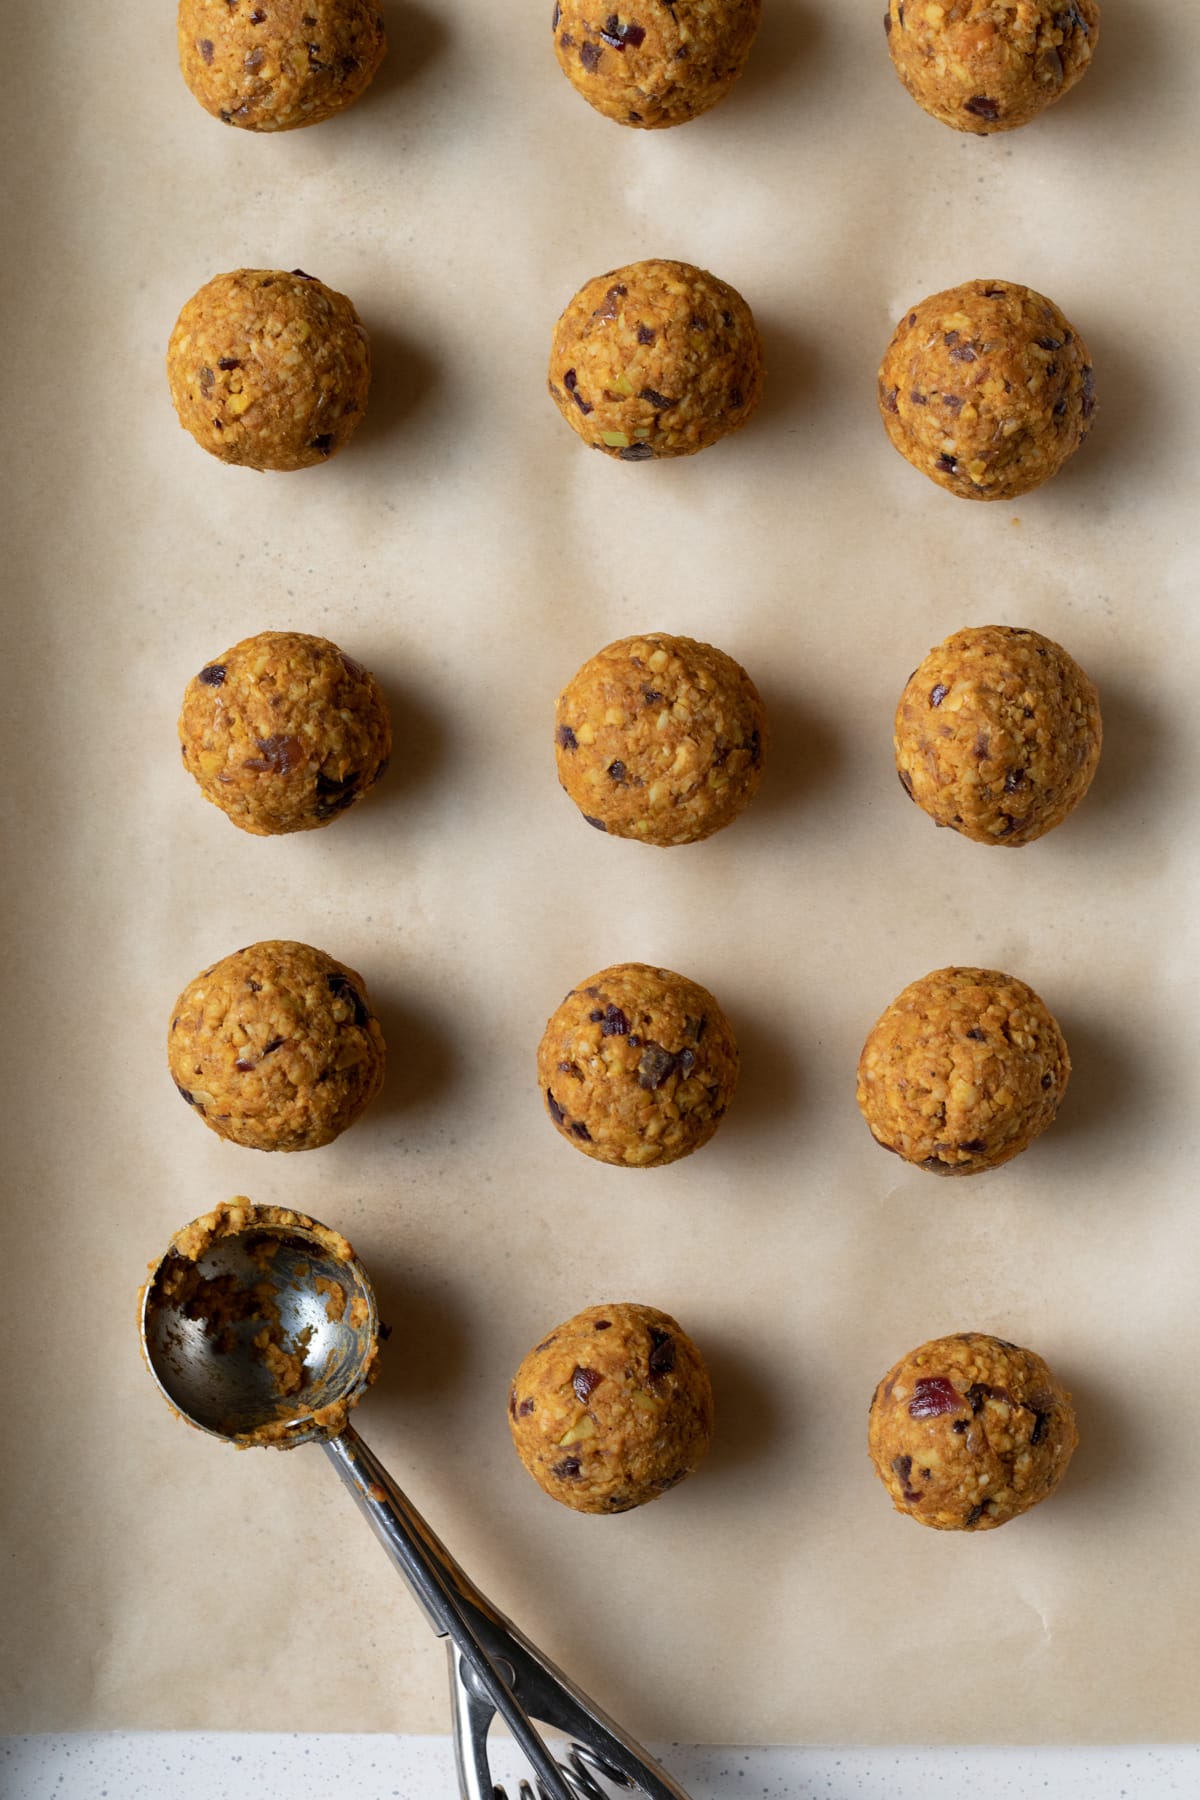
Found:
<box><xmin>555</xmin><ymin>634</ymin><xmax>766</xmax><ymax>844</ymax></box>
<box><xmin>885</xmin><ymin>0</ymin><xmax>1099</xmax><ymax>134</ymax></box>
<box><xmin>549</xmin><ymin>259</ymin><xmax>763</xmax><ymax>460</ymax></box>
<box><xmin>552</xmin><ymin>0</ymin><xmax>760</xmax><ymax>128</ymax></box>
<box><xmin>857</xmin><ymin>966</ymin><xmax>1069</xmax><ymax>1175</ymax></box>
<box><xmin>878</xmin><ymin>280</ymin><xmax>1094</xmax><ymax>500</ymax></box>
<box><xmin>869</xmin><ymin>1332</ymin><xmax>1078</xmax><ymax>1530</ymax></box>
<box><xmin>179</xmin><ymin>631</ymin><xmax>391</xmax><ymax>835</ymax></box>
<box><xmin>895</xmin><ymin>625</ymin><xmax>1101</xmax><ymax>845</ymax></box>
<box><xmin>178</xmin><ymin>0</ymin><xmax>386</xmax><ymax>131</ymax></box>
<box><xmin>538</xmin><ymin>963</ymin><xmax>738</xmax><ymax>1167</ymax></box>
<box><xmin>509</xmin><ymin>1303</ymin><xmax>713</xmax><ymax>1512</ymax></box>
<box><xmin>167</xmin><ymin>269</ymin><xmax>370</xmax><ymax>471</ymax></box>
<box><xmin>168</xmin><ymin>940</ymin><xmax>385</xmax><ymax>1151</ymax></box>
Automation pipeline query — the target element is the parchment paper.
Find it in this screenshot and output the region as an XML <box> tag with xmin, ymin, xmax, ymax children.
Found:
<box><xmin>3</xmin><ymin>0</ymin><xmax>1199</xmax><ymax>1746</ymax></box>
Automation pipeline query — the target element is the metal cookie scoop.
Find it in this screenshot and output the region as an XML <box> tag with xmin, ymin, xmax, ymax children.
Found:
<box><xmin>140</xmin><ymin>1202</ymin><xmax>690</xmax><ymax>1800</ymax></box>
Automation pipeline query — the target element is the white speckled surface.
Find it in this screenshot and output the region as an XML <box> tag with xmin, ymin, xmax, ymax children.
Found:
<box><xmin>3</xmin><ymin>1737</ymin><xmax>1198</xmax><ymax>1799</ymax></box>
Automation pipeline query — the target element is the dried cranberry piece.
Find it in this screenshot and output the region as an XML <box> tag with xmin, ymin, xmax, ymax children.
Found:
<box><xmin>963</xmin><ymin>94</ymin><xmax>1000</xmax><ymax>119</ymax></box>
<box><xmin>601</xmin><ymin>1004</ymin><xmax>629</xmax><ymax>1037</ymax></box>
<box><xmin>881</xmin><ymin>385</ymin><xmax>900</xmax><ymax>414</ymax></box>
<box><xmin>648</xmin><ymin>1329</ymin><xmax>676</xmax><ymax>1379</ymax></box>
<box><xmin>198</xmin><ymin>663</ymin><xmax>226</xmax><ymax>687</ymax></box>
<box><xmin>552</xmin><ymin>1458</ymin><xmax>582</xmax><ymax>1480</ymax></box>
<box><xmin>311</xmin><ymin>433</ymin><xmax>334</xmax><ymax>455</ymax></box>
<box><xmin>518</xmin><ymin>1397</ymin><xmax>536</xmax><ymax>1417</ymax></box>
<box><xmin>929</xmin><ymin>683</ymin><xmax>948</xmax><ymax>707</ymax></box>
<box><xmin>198</xmin><ymin>38</ymin><xmax>214</xmax><ymax>63</ymax></box>
<box><xmin>639</xmin><ymin>387</ymin><xmax>674</xmax><ymax>410</ymax></box>
<box><xmin>583</xmin><ymin>814</ymin><xmax>607</xmax><ymax>831</ymax></box>
<box><xmin>573</xmin><ymin>1367</ymin><xmax>603</xmax><ymax>1403</ymax></box>
<box><xmin>571</xmin><ymin>1119</ymin><xmax>592</xmax><ymax>1141</ymax></box>
<box><xmin>619</xmin><ymin>444</ymin><xmax>654</xmax><ymax>461</ymax></box>
<box><xmin>579</xmin><ymin>40</ymin><xmax>602</xmax><ymax>70</ymax></box>
<box><xmin>637</xmin><ymin>1043</ymin><xmax>679</xmax><ymax>1090</ymax></box>
<box><xmin>557</xmin><ymin>724</ymin><xmax>578</xmax><ymax>750</ymax></box>
<box><xmin>546</xmin><ymin>1089</ymin><xmax>566</xmax><ymax>1126</ymax></box>
<box><xmin>244</xmin><ymin>734</ymin><xmax>305</xmax><ymax>775</ymax></box>
<box><xmin>909</xmin><ymin>1376</ymin><xmax>962</xmax><ymax>1418</ymax></box>
<box><xmin>326</xmin><ymin>971</ymin><xmax>370</xmax><ymax>1027</ymax></box>
<box><xmin>1081</xmin><ymin>367</ymin><xmax>1096</xmax><ymax>420</ymax></box>
<box><xmin>637</xmin><ymin>324</ymin><xmax>657</xmax><ymax>345</ymax></box>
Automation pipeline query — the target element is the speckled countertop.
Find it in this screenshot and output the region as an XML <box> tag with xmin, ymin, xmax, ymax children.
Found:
<box><xmin>3</xmin><ymin>1737</ymin><xmax>1198</xmax><ymax>1798</ymax></box>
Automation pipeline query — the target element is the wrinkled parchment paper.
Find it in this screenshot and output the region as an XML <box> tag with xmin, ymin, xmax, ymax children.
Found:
<box><xmin>3</xmin><ymin>0</ymin><xmax>1199</xmax><ymax>1744</ymax></box>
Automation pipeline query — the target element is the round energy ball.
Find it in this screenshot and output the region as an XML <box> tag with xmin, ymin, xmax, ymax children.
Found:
<box><xmin>868</xmin><ymin>1332</ymin><xmax>1078</xmax><ymax>1531</ymax></box>
<box><xmin>168</xmin><ymin>940</ymin><xmax>386</xmax><ymax>1151</ymax></box>
<box><xmin>508</xmin><ymin>1302</ymin><xmax>714</xmax><ymax>1513</ymax></box>
<box><xmin>167</xmin><ymin>268</ymin><xmax>370</xmax><ymax>471</ymax></box>
<box><xmin>878</xmin><ymin>280</ymin><xmax>1095</xmax><ymax>500</ymax></box>
<box><xmin>179</xmin><ymin>631</ymin><xmax>392</xmax><ymax>836</ymax></box>
<box><xmin>895</xmin><ymin>625</ymin><xmax>1102</xmax><ymax>846</ymax></box>
<box><xmin>884</xmin><ymin>0</ymin><xmax>1099</xmax><ymax>135</ymax></box>
<box><xmin>178</xmin><ymin>0</ymin><xmax>386</xmax><ymax>132</ymax></box>
<box><xmin>552</xmin><ymin>0</ymin><xmax>761</xmax><ymax>129</ymax></box>
<box><xmin>857</xmin><ymin>966</ymin><xmax>1069</xmax><ymax>1175</ymax></box>
<box><xmin>538</xmin><ymin>963</ymin><xmax>738</xmax><ymax>1167</ymax></box>
<box><xmin>555</xmin><ymin>633</ymin><xmax>767</xmax><ymax>845</ymax></box>
<box><xmin>548</xmin><ymin>259</ymin><xmax>763</xmax><ymax>461</ymax></box>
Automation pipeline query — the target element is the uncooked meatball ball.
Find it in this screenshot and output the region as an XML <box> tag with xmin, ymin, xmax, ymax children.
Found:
<box><xmin>178</xmin><ymin>0</ymin><xmax>386</xmax><ymax>131</ymax></box>
<box><xmin>549</xmin><ymin>260</ymin><xmax>763</xmax><ymax>460</ymax></box>
<box><xmin>168</xmin><ymin>940</ymin><xmax>386</xmax><ymax>1151</ymax></box>
<box><xmin>555</xmin><ymin>634</ymin><xmax>766</xmax><ymax>845</ymax></box>
<box><xmin>538</xmin><ymin>963</ymin><xmax>738</xmax><ymax>1167</ymax></box>
<box><xmin>552</xmin><ymin>0</ymin><xmax>760</xmax><ymax>129</ymax></box>
<box><xmin>508</xmin><ymin>1302</ymin><xmax>714</xmax><ymax>1512</ymax></box>
<box><xmin>179</xmin><ymin>631</ymin><xmax>391</xmax><ymax>835</ymax></box>
<box><xmin>857</xmin><ymin>966</ymin><xmax>1069</xmax><ymax>1175</ymax></box>
<box><xmin>878</xmin><ymin>280</ymin><xmax>1095</xmax><ymax>500</ymax></box>
<box><xmin>895</xmin><ymin>625</ymin><xmax>1101</xmax><ymax>845</ymax></box>
<box><xmin>167</xmin><ymin>269</ymin><xmax>370</xmax><ymax>471</ymax></box>
<box><xmin>884</xmin><ymin>0</ymin><xmax>1099</xmax><ymax>135</ymax></box>
<box><xmin>868</xmin><ymin>1332</ymin><xmax>1078</xmax><ymax>1530</ymax></box>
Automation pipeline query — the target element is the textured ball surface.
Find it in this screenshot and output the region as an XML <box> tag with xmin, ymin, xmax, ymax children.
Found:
<box><xmin>549</xmin><ymin>259</ymin><xmax>763</xmax><ymax>460</ymax></box>
<box><xmin>857</xmin><ymin>966</ymin><xmax>1069</xmax><ymax>1175</ymax></box>
<box><xmin>167</xmin><ymin>269</ymin><xmax>370</xmax><ymax>471</ymax></box>
<box><xmin>869</xmin><ymin>1332</ymin><xmax>1078</xmax><ymax>1530</ymax></box>
<box><xmin>878</xmin><ymin>280</ymin><xmax>1095</xmax><ymax>500</ymax></box>
<box><xmin>538</xmin><ymin>963</ymin><xmax>738</xmax><ymax>1167</ymax></box>
<box><xmin>509</xmin><ymin>1302</ymin><xmax>714</xmax><ymax>1512</ymax></box>
<box><xmin>555</xmin><ymin>633</ymin><xmax>767</xmax><ymax>845</ymax></box>
<box><xmin>552</xmin><ymin>0</ymin><xmax>760</xmax><ymax>128</ymax></box>
<box><xmin>895</xmin><ymin>625</ymin><xmax>1101</xmax><ymax>845</ymax></box>
<box><xmin>168</xmin><ymin>940</ymin><xmax>385</xmax><ymax>1151</ymax></box>
<box><xmin>178</xmin><ymin>0</ymin><xmax>386</xmax><ymax>131</ymax></box>
<box><xmin>179</xmin><ymin>631</ymin><xmax>391</xmax><ymax>835</ymax></box>
<box><xmin>885</xmin><ymin>0</ymin><xmax>1099</xmax><ymax>134</ymax></box>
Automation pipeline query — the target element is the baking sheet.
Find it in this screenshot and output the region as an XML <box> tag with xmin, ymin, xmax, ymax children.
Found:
<box><xmin>3</xmin><ymin>0</ymin><xmax>1199</xmax><ymax>1745</ymax></box>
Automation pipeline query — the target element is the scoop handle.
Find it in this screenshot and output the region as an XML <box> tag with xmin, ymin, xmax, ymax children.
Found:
<box><xmin>322</xmin><ymin>1425</ymin><xmax>690</xmax><ymax>1800</ymax></box>
<box><xmin>322</xmin><ymin>1426</ymin><xmax>572</xmax><ymax>1800</ymax></box>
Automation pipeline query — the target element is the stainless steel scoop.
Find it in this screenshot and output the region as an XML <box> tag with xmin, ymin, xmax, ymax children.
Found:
<box><xmin>140</xmin><ymin>1206</ymin><xmax>690</xmax><ymax>1800</ymax></box>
